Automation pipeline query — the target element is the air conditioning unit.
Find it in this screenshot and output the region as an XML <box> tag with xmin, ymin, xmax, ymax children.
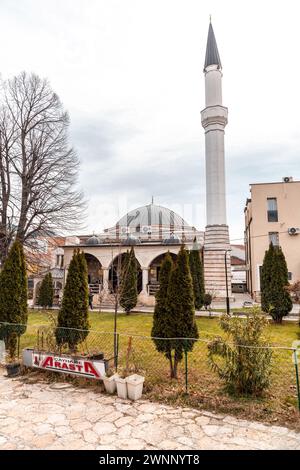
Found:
<box><xmin>288</xmin><ymin>227</ymin><xmax>300</xmax><ymax>236</ymax></box>
<box><xmin>142</xmin><ymin>225</ymin><xmax>152</xmax><ymax>235</ymax></box>
<box><xmin>120</xmin><ymin>227</ymin><xmax>130</xmax><ymax>235</ymax></box>
<box><xmin>283</xmin><ymin>176</ymin><xmax>293</xmax><ymax>183</ymax></box>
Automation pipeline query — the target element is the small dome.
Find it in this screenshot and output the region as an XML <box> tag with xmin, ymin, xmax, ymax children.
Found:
<box><xmin>163</xmin><ymin>233</ymin><xmax>181</xmax><ymax>245</ymax></box>
<box><xmin>86</xmin><ymin>235</ymin><xmax>100</xmax><ymax>246</ymax></box>
<box><xmin>122</xmin><ymin>234</ymin><xmax>141</xmax><ymax>246</ymax></box>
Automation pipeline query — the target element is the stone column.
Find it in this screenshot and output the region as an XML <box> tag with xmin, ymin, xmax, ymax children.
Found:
<box><xmin>138</xmin><ymin>267</ymin><xmax>153</xmax><ymax>306</ymax></box>
<box><xmin>141</xmin><ymin>267</ymin><xmax>149</xmax><ymax>295</ymax></box>
<box><xmin>102</xmin><ymin>268</ymin><xmax>109</xmax><ymax>294</ymax></box>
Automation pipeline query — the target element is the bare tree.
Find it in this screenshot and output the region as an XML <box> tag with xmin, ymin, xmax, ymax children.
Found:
<box><xmin>0</xmin><ymin>72</ymin><xmax>85</xmax><ymax>264</ymax></box>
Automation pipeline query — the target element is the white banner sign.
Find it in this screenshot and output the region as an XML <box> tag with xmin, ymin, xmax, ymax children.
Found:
<box><xmin>32</xmin><ymin>352</ymin><xmax>106</xmax><ymax>379</ymax></box>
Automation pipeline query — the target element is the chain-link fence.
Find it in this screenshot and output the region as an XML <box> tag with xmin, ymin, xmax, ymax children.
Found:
<box><xmin>0</xmin><ymin>321</ymin><xmax>299</xmax><ymax>420</ymax></box>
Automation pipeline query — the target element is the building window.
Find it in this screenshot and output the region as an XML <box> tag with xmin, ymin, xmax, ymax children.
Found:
<box><xmin>56</xmin><ymin>254</ymin><xmax>64</xmax><ymax>268</ymax></box>
<box><xmin>288</xmin><ymin>272</ymin><xmax>293</xmax><ymax>281</ymax></box>
<box><xmin>269</xmin><ymin>232</ymin><xmax>279</xmax><ymax>246</ymax></box>
<box><xmin>267</xmin><ymin>198</ymin><xmax>278</xmax><ymax>222</ymax></box>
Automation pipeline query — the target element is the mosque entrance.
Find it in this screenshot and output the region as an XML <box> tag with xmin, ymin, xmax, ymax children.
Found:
<box><xmin>148</xmin><ymin>252</ymin><xmax>177</xmax><ymax>295</ymax></box>
<box><xmin>84</xmin><ymin>254</ymin><xmax>102</xmax><ymax>294</ymax></box>
<box><xmin>109</xmin><ymin>253</ymin><xmax>142</xmax><ymax>294</ymax></box>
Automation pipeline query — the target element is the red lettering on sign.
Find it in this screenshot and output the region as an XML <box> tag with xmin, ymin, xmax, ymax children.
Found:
<box><xmin>42</xmin><ymin>356</ymin><xmax>53</xmax><ymax>368</ymax></box>
<box><xmin>54</xmin><ymin>361</ymin><xmax>61</xmax><ymax>368</ymax></box>
<box><xmin>62</xmin><ymin>363</ymin><xmax>68</xmax><ymax>370</ymax></box>
<box><xmin>69</xmin><ymin>363</ymin><xmax>76</xmax><ymax>371</ymax></box>
<box><xmin>76</xmin><ymin>365</ymin><xmax>82</xmax><ymax>372</ymax></box>
<box><xmin>84</xmin><ymin>361</ymin><xmax>100</xmax><ymax>378</ymax></box>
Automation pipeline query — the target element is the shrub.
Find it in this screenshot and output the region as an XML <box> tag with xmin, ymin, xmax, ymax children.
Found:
<box><xmin>151</xmin><ymin>252</ymin><xmax>174</xmax><ymax>362</ymax></box>
<box><xmin>208</xmin><ymin>308</ymin><xmax>272</xmax><ymax>395</ymax></box>
<box><xmin>261</xmin><ymin>244</ymin><xmax>292</xmax><ymax>323</ymax></box>
<box><xmin>164</xmin><ymin>246</ymin><xmax>199</xmax><ymax>378</ymax></box>
<box><xmin>203</xmin><ymin>293</ymin><xmax>212</xmax><ymax>310</ymax></box>
<box><xmin>38</xmin><ymin>272</ymin><xmax>54</xmax><ymax>308</ymax></box>
<box><xmin>56</xmin><ymin>249</ymin><xmax>89</xmax><ymax>351</ymax></box>
<box><xmin>120</xmin><ymin>247</ymin><xmax>138</xmax><ymax>314</ymax></box>
<box><xmin>189</xmin><ymin>247</ymin><xmax>205</xmax><ymax>310</ymax></box>
<box><xmin>0</xmin><ymin>240</ymin><xmax>28</xmax><ymax>359</ymax></box>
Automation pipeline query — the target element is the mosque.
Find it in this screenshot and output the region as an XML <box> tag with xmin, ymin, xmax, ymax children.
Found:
<box><xmin>61</xmin><ymin>21</ymin><xmax>232</xmax><ymax>307</ymax></box>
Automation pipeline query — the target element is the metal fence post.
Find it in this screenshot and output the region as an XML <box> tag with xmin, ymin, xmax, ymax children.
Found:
<box><xmin>184</xmin><ymin>339</ymin><xmax>188</xmax><ymax>394</ymax></box>
<box><xmin>293</xmin><ymin>349</ymin><xmax>300</xmax><ymax>412</ymax></box>
<box><xmin>114</xmin><ymin>333</ymin><xmax>119</xmax><ymax>370</ymax></box>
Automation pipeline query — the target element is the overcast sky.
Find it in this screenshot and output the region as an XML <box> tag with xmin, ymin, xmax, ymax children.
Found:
<box><xmin>1</xmin><ymin>0</ymin><xmax>300</xmax><ymax>242</ymax></box>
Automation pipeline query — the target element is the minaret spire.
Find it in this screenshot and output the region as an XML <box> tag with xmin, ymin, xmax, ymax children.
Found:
<box><xmin>204</xmin><ymin>21</ymin><xmax>222</xmax><ymax>71</ymax></box>
<box><xmin>201</xmin><ymin>21</ymin><xmax>231</xmax><ymax>301</ymax></box>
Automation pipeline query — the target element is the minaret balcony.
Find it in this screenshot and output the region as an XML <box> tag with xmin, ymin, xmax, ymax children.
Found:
<box><xmin>201</xmin><ymin>105</ymin><xmax>228</xmax><ymax>130</ymax></box>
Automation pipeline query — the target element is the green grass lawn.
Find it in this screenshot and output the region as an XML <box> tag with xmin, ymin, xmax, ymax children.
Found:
<box><xmin>27</xmin><ymin>309</ymin><xmax>299</xmax><ymax>346</ymax></box>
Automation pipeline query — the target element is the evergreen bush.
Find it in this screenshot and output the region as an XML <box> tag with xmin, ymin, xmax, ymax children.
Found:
<box><xmin>56</xmin><ymin>249</ymin><xmax>89</xmax><ymax>350</ymax></box>
<box><xmin>120</xmin><ymin>247</ymin><xmax>138</xmax><ymax>314</ymax></box>
<box><xmin>203</xmin><ymin>293</ymin><xmax>213</xmax><ymax>310</ymax></box>
<box><xmin>153</xmin><ymin>246</ymin><xmax>199</xmax><ymax>378</ymax></box>
<box><xmin>189</xmin><ymin>248</ymin><xmax>205</xmax><ymax>310</ymax></box>
<box><xmin>0</xmin><ymin>240</ymin><xmax>28</xmax><ymax>359</ymax></box>
<box><xmin>261</xmin><ymin>244</ymin><xmax>292</xmax><ymax>323</ymax></box>
<box><xmin>38</xmin><ymin>272</ymin><xmax>54</xmax><ymax>308</ymax></box>
<box><xmin>151</xmin><ymin>252</ymin><xmax>174</xmax><ymax>360</ymax></box>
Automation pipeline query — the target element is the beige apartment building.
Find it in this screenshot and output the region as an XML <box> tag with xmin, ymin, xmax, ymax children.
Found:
<box><xmin>245</xmin><ymin>177</ymin><xmax>300</xmax><ymax>300</ymax></box>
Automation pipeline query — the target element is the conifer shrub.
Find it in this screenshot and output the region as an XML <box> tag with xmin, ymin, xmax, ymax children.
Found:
<box><xmin>208</xmin><ymin>308</ymin><xmax>272</xmax><ymax>395</ymax></box>
<box><xmin>120</xmin><ymin>247</ymin><xmax>138</xmax><ymax>314</ymax></box>
<box><xmin>151</xmin><ymin>252</ymin><xmax>173</xmax><ymax>358</ymax></box>
<box><xmin>261</xmin><ymin>244</ymin><xmax>292</xmax><ymax>323</ymax></box>
<box><xmin>56</xmin><ymin>249</ymin><xmax>89</xmax><ymax>351</ymax></box>
<box><xmin>38</xmin><ymin>272</ymin><xmax>54</xmax><ymax>308</ymax></box>
<box><xmin>152</xmin><ymin>246</ymin><xmax>198</xmax><ymax>378</ymax></box>
<box><xmin>203</xmin><ymin>293</ymin><xmax>213</xmax><ymax>310</ymax></box>
<box><xmin>0</xmin><ymin>240</ymin><xmax>28</xmax><ymax>359</ymax></box>
<box><xmin>189</xmin><ymin>248</ymin><xmax>205</xmax><ymax>310</ymax></box>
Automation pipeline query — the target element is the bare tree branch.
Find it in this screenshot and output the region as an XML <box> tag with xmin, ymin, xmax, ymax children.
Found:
<box><xmin>0</xmin><ymin>72</ymin><xmax>86</xmax><ymax>263</ymax></box>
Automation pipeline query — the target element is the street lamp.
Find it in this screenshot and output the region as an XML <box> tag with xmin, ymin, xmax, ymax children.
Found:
<box><xmin>224</xmin><ymin>248</ymin><xmax>231</xmax><ymax>316</ymax></box>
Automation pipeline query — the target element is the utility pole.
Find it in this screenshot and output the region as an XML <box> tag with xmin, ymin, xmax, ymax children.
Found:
<box><xmin>225</xmin><ymin>248</ymin><xmax>231</xmax><ymax>315</ymax></box>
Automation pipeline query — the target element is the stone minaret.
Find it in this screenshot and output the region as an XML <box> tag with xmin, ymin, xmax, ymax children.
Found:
<box><xmin>201</xmin><ymin>21</ymin><xmax>231</xmax><ymax>299</ymax></box>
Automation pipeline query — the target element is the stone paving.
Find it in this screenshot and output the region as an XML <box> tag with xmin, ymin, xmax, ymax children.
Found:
<box><xmin>0</xmin><ymin>370</ymin><xmax>300</xmax><ymax>450</ymax></box>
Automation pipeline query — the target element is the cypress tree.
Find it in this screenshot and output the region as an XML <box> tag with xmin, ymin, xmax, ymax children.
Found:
<box><xmin>261</xmin><ymin>243</ymin><xmax>275</xmax><ymax>313</ymax></box>
<box><xmin>120</xmin><ymin>247</ymin><xmax>138</xmax><ymax>314</ymax></box>
<box><xmin>0</xmin><ymin>240</ymin><xmax>28</xmax><ymax>359</ymax></box>
<box><xmin>261</xmin><ymin>244</ymin><xmax>292</xmax><ymax>323</ymax></box>
<box><xmin>151</xmin><ymin>252</ymin><xmax>174</xmax><ymax>359</ymax></box>
<box><xmin>166</xmin><ymin>246</ymin><xmax>199</xmax><ymax>378</ymax></box>
<box><xmin>38</xmin><ymin>272</ymin><xmax>54</xmax><ymax>308</ymax></box>
<box><xmin>189</xmin><ymin>248</ymin><xmax>205</xmax><ymax>310</ymax></box>
<box><xmin>56</xmin><ymin>249</ymin><xmax>89</xmax><ymax>350</ymax></box>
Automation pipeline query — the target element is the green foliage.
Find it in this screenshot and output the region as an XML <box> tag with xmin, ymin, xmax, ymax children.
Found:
<box><xmin>0</xmin><ymin>240</ymin><xmax>28</xmax><ymax>359</ymax></box>
<box><xmin>208</xmin><ymin>308</ymin><xmax>272</xmax><ymax>395</ymax></box>
<box><xmin>152</xmin><ymin>246</ymin><xmax>199</xmax><ymax>378</ymax></box>
<box><xmin>189</xmin><ymin>249</ymin><xmax>205</xmax><ymax>310</ymax></box>
<box><xmin>38</xmin><ymin>272</ymin><xmax>54</xmax><ymax>308</ymax></box>
<box><xmin>151</xmin><ymin>252</ymin><xmax>174</xmax><ymax>353</ymax></box>
<box><xmin>56</xmin><ymin>249</ymin><xmax>89</xmax><ymax>350</ymax></box>
<box><xmin>203</xmin><ymin>293</ymin><xmax>213</xmax><ymax>310</ymax></box>
<box><xmin>261</xmin><ymin>244</ymin><xmax>292</xmax><ymax>323</ymax></box>
<box><xmin>120</xmin><ymin>247</ymin><xmax>138</xmax><ymax>314</ymax></box>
